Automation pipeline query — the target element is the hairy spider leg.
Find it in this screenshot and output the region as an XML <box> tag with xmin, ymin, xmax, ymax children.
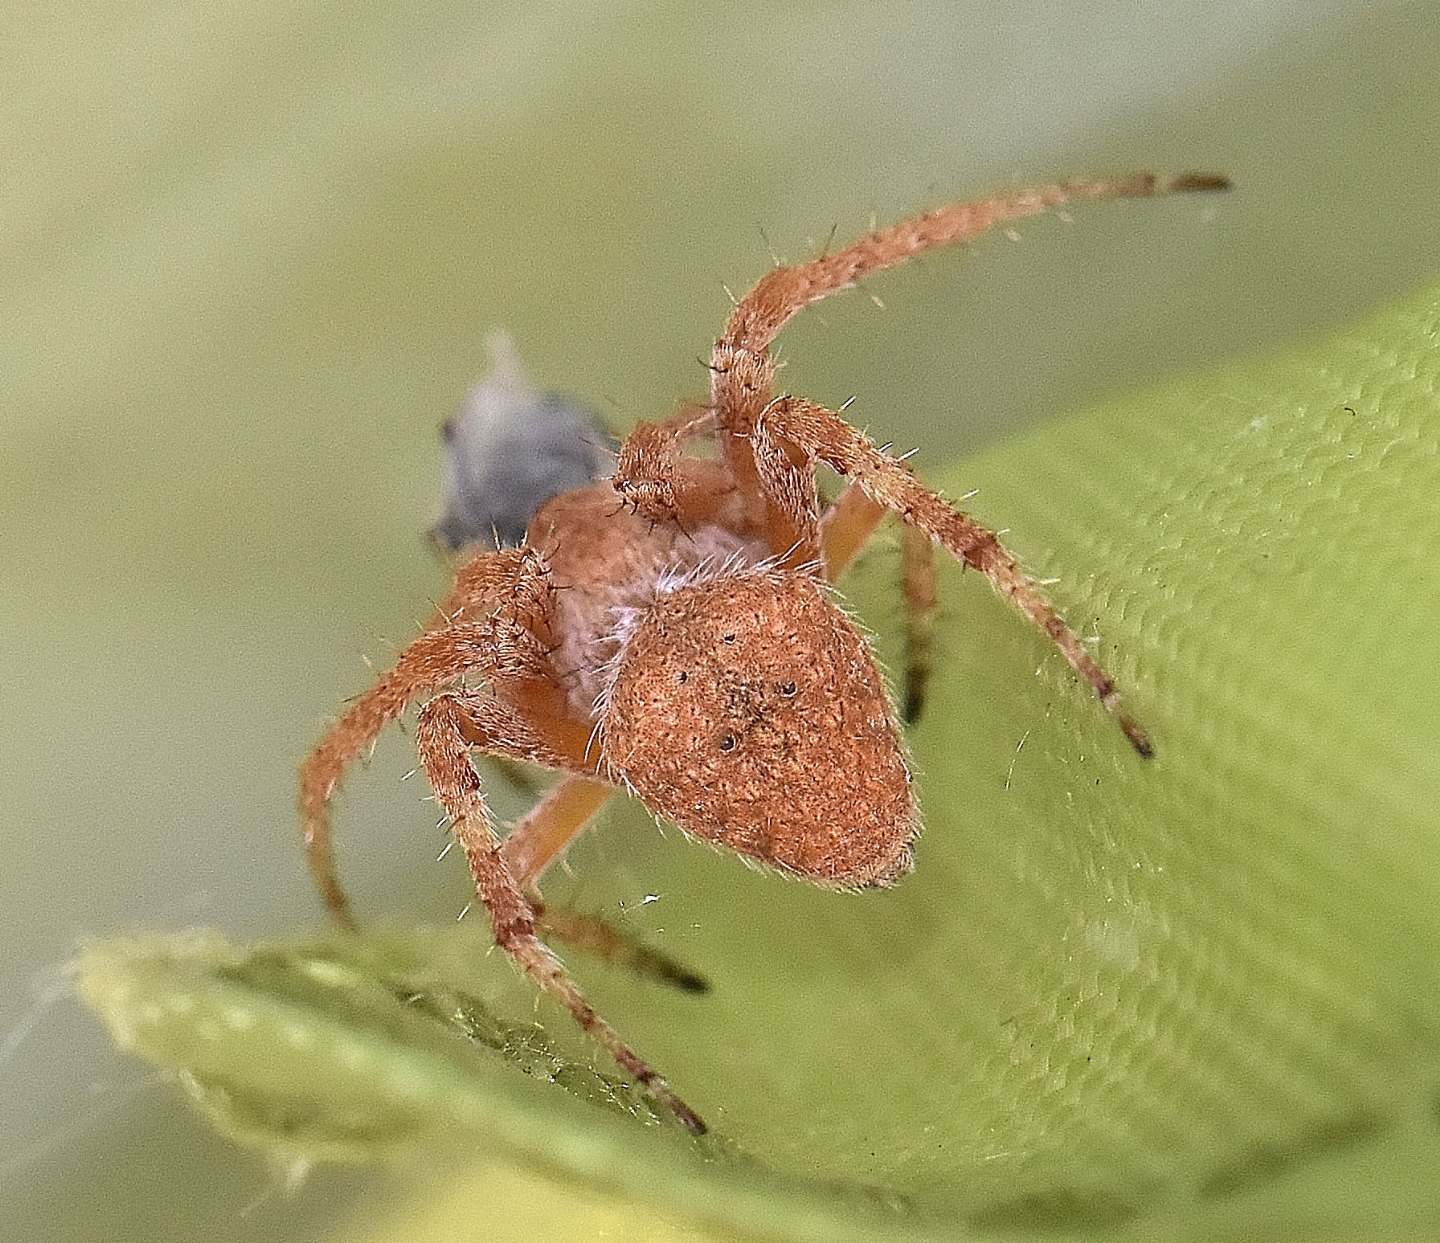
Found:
<box><xmin>298</xmin><ymin>623</ymin><xmax>579</xmax><ymax>926</ymax></box>
<box><xmin>611</xmin><ymin>405</ymin><xmax>731</xmax><ymax>526</ymax></box>
<box><xmin>417</xmin><ymin>692</ymin><xmax>707</xmax><ymax>1133</ymax></box>
<box><xmin>300</xmin><ymin>548</ymin><xmax>588</xmax><ymax>927</ymax></box>
<box><xmin>467</xmin><ymin>763</ymin><xmax>711</xmax><ymax>992</ymax></box>
<box><xmin>614</xmin><ymin>402</ymin><xmax>806</xmax><ymax>559</ymax></box>
<box><xmin>306</xmin><ymin>544</ymin><xmax>706</xmax><ymax>1119</ymax></box>
<box><xmin>429</xmin><ymin>544</ymin><xmax>554</xmax><ymax>628</ymax></box>
<box><xmin>755</xmin><ymin>396</ymin><xmax>1153</xmax><ymax>757</ymax></box>
<box><xmin>706</xmin><ymin>172</ymin><xmax>1229</xmax><ymax>535</ymax></box>
<box><xmin>613</xmin><ymin>174</ymin><xmax>1227</xmax><ymax>578</ymax></box>
<box><xmin>900</xmin><ymin>524</ymin><xmax>938</xmax><ymax>724</ymax></box>
<box><xmin>820</xmin><ymin>483</ymin><xmax>887</xmax><ymax>578</ymax></box>
<box><xmin>499</xmin><ymin>775</ymin><xmax>709</xmax><ymax>990</ymax></box>
<box><xmin>533</xmin><ymin>901</ymin><xmax>710</xmax><ymax>994</ymax></box>
<box><xmin>816</xmin><ymin>482</ymin><xmax>937</xmax><ymax>723</ymax></box>
<box><xmin>749</xmin><ymin>411</ymin><xmax>820</xmax><ymax>563</ymax></box>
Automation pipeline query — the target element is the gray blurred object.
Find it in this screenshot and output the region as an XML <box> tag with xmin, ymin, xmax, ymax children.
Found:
<box><xmin>431</xmin><ymin>331</ymin><xmax>615</xmax><ymax>550</ymax></box>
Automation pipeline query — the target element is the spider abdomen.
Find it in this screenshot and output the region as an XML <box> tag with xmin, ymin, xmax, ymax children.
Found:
<box><xmin>600</xmin><ymin>570</ymin><xmax>916</xmax><ymax>888</ymax></box>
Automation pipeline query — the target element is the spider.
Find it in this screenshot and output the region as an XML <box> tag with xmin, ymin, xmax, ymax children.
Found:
<box><xmin>300</xmin><ymin>171</ymin><xmax>1229</xmax><ymax>1135</ymax></box>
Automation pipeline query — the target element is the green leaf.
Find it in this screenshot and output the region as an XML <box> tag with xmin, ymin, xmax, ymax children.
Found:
<box><xmin>80</xmin><ymin>284</ymin><xmax>1440</xmax><ymax>1241</ymax></box>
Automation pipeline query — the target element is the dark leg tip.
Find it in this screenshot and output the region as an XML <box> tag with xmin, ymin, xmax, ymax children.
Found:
<box><xmin>670</xmin><ymin>969</ymin><xmax>712</xmax><ymax>995</ymax></box>
<box><xmin>1121</xmin><ymin>716</ymin><xmax>1155</xmax><ymax>759</ymax></box>
<box><xmin>634</xmin><ymin>947</ymin><xmax>712</xmax><ymax>994</ymax></box>
<box><xmin>1167</xmin><ymin>172</ymin><xmax>1232</xmax><ymax>194</ymax></box>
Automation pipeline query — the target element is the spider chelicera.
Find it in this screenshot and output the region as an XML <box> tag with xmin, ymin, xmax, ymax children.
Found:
<box><xmin>300</xmin><ymin>171</ymin><xmax>1229</xmax><ymax>1133</ymax></box>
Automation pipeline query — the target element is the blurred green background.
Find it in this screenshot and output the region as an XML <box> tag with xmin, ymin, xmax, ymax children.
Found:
<box><xmin>4</xmin><ymin>4</ymin><xmax>1440</xmax><ymax>1241</ymax></box>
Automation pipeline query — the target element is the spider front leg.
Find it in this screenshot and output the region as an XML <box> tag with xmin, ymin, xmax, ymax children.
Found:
<box><xmin>610</xmin><ymin>405</ymin><xmax>718</xmax><ymax>527</ymax></box>
<box><xmin>709</xmin><ymin>172</ymin><xmax>1229</xmax><ymax>527</ymax></box>
<box><xmin>300</xmin><ymin>547</ymin><xmax>571</xmax><ymax>928</ymax></box>
<box><xmin>417</xmin><ymin>692</ymin><xmax>707</xmax><ymax>1133</ymax></box>
<box><xmin>710</xmin><ymin>173</ymin><xmax>1231</xmax><ymax>430</ymax></box>
<box><xmin>756</xmin><ymin>397</ymin><xmax>1153</xmax><ymax>756</ymax></box>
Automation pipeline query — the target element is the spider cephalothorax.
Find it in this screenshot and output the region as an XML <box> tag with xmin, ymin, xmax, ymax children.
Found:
<box><xmin>300</xmin><ymin>171</ymin><xmax>1229</xmax><ymax>1133</ymax></box>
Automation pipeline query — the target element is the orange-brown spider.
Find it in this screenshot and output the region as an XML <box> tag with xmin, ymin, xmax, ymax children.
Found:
<box><xmin>300</xmin><ymin>171</ymin><xmax>1229</xmax><ymax>1134</ymax></box>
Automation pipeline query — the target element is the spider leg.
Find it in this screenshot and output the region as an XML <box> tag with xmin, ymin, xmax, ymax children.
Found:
<box><xmin>820</xmin><ymin>483</ymin><xmax>887</xmax><ymax>579</ymax></box>
<box><xmin>749</xmin><ymin>412</ymin><xmax>820</xmax><ymax>564</ymax></box>
<box><xmin>430</xmin><ymin>545</ymin><xmax>554</xmax><ymax>629</ymax></box>
<box><xmin>757</xmin><ymin>396</ymin><xmax>1153</xmax><ymax>757</ymax></box>
<box><xmin>708</xmin><ymin>172</ymin><xmax>1229</xmax><ymax>512</ymax></box>
<box><xmin>500</xmin><ymin>775</ymin><xmax>710</xmax><ymax>992</ymax></box>
<box><xmin>502</xmin><ymin>774</ymin><xmax>613</xmax><ymax>888</ymax></box>
<box><xmin>610</xmin><ymin>405</ymin><xmax>719</xmax><ymax>527</ymax></box>
<box><xmin>300</xmin><ymin>548</ymin><xmax>583</xmax><ymax>928</ymax></box>
<box><xmin>821</xmin><ymin>484</ymin><xmax>936</xmax><ymax>722</ymax></box>
<box><xmin>901</xmin><ymin>524</ymin><xmax>937</xmax><ymax>724</ymax></box>
<box><xmin>819</xmin><ymin>484</ymin><xmax>937</xmax><ymax>722</ymax></box>
<box><xmin>533</xmin><ymin>904</ymin><xmax>710</xmax><ymax>994</ymax></box>
<box><xmin>417</xmin><ymin>692</ymin><xmax>707</xmax><ymax>1133</ymax></box>
<box><xmin>711</xmin><ymin>172</ymin><xmax>1230</xmax><ymax>426</ymax></box>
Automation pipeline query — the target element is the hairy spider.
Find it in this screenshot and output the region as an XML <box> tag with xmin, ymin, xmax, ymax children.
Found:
<box><xmin>300</xmin><ymin>171</ymin><xmax>1229</xmax><ymax>1134</ymax></box>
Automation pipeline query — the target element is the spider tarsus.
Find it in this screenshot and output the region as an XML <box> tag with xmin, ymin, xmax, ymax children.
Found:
<box><xmin>1120</xmin><ymin>715</ymin><xmax>1155</xmax><ymax>759</ymax></box>
<box><xmin>618</xmin><ymin>1054</ymin><xmax>708</xmax><ymax>1133</ymax></box>
<box><xmin>1099</xmin><ymin>683</ymin><xmax>1153</xmax><ymax>757</ymax></box>
<box><xmin>646</xmin><ymin>953</ymin><xmax>711</xmax><ymax>994</ymax></box>
<box><xmin>1165</xmin><ymin>171</ymin><xmax>1233</xmax><ymax>195</ymax></box>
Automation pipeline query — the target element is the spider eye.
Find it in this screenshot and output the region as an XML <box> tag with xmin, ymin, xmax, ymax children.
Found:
<box><xmin>779</xmin><ymin>680</ymin><xmax>797</xmax><ymax>697</ymax></box>
<box><xmin>718</xmin><ymin>733</ymin><xmax>737</xmax><ymax>752</ymax></box>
